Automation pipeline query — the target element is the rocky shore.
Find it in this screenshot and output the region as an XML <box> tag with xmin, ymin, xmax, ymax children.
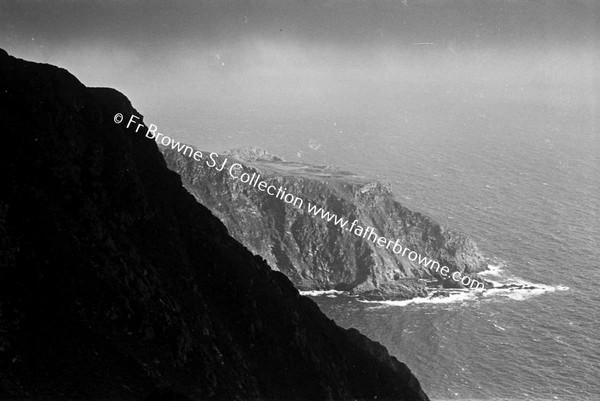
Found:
<box><xmin>163</xmin><ymin>147</ymin><xmax>490</xmax><ymax>301</ymax></box>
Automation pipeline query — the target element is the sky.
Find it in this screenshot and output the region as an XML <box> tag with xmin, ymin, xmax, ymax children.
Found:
<box><xmin>2</xmin><ymin>0</ymin><xmax>598</xmax><ymax>130</ymax></box>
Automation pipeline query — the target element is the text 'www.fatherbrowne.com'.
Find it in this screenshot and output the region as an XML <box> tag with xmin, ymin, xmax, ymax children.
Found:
<box><xmin>115</xmin><ymin>113</ymin><xmax>484</xmax><ymax>290</ymax></box>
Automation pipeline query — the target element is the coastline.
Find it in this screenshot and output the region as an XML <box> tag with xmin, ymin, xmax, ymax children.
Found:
<box><xmin>162</xmin><ymin>146</ymin><xmax>490</xmax><ymax>300</ymax></box>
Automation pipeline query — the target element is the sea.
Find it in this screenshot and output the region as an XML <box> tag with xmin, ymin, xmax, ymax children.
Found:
<box><xmin>147</xmin><ymin>80</ymin><xmax>600</xmax><ymax>400</ymax></box>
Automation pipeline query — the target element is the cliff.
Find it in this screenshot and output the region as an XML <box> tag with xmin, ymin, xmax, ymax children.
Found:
<box><xmin>162</xmin><ymin>147</ymin><xmax>488</xmax><ymax>300</ymax></box>
<box><xmin>0</xmin><ymin>49</ymin><xmax>429</xmax><ymax>400</ymax></box>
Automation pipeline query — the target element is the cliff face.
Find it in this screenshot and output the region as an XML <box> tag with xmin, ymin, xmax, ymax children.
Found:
<box><xmin>162</xmin><ymin>147</ymin><xmax>488</xmax><ymax>300</ymax></box>
<box><xmin>0</xmin><ymin>50</ymin><xmax>429</xmax><ymax>400</ymax></box>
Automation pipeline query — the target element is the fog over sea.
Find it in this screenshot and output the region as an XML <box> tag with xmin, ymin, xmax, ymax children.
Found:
<box><xmin>148</xmin><ymin>77</ymin><xmax>599</xmax><ymax>400</ymax></box>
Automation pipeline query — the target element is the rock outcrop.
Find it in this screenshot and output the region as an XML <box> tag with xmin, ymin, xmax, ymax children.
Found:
<box><xmin>162</xmin><ymin>147</ymin><xmax>488</xmax><ymax>300</ymax></box>
<box><xmin>0</xmin><ymin>50</ymin><xmax>429</xmax><ymax>400</ymax></box>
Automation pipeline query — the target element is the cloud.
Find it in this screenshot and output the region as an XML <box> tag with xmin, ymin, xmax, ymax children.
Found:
<box><xmin>1</xmin><ymin>1</ymin><xmax>597</xmax><ymax>111</ymax></box>
<box><xmin>3</xmin><ymin>0</ymin><xmax>599</xmax><ymax>50</ymax></box>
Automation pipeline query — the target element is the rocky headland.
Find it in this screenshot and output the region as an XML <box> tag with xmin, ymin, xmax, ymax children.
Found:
<box><xmin>162</xmin><ymin>147</ymin><xmax>490</xmax><ymax>301</ymax></box>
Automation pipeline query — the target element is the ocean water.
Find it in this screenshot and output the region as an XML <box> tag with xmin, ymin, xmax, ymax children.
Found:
<box><xmin>148</xmin><ymin>82</ymin><xmax>600</xmax><ymax>400</ymax></box>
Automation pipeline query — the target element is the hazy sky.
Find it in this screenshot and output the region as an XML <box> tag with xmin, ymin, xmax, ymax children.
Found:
<box><xmin>2</xmin><ymin>0</ymin><xmax>598</xmax><ymax>118</ymax></box>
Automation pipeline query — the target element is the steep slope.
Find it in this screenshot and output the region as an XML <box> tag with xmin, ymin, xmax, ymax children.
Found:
<box><xmin>0</xmin><ymin>50</ymin><xmax>429</xmax><ymax>400</ymax></box>
<box><xmin>162</xmin><ymin>147</ymin><xmax>488</xmax><ymax>300</ymax></box>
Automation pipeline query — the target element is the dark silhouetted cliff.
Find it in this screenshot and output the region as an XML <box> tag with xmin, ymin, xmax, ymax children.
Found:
<box><xmin>0</xmin><ymin>50</ymin><xmax>429</xmax><ymax>400</ymax></box>
<box><xmin>162</xmin><ymin>147</ymin><xmax>488</xmax><ymax>300</ymax></box>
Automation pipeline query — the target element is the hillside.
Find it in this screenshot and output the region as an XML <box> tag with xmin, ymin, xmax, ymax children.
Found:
<box><xmin>0</xmin><ymin>50</ymin><xmax>430</xmax><ymax>400</ymax></box>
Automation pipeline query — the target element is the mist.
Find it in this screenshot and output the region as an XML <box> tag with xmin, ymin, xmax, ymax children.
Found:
<box><xmin>2</xmin><ymin>0</ymin><xmax>598</xmax><ymax>144</ymax></box>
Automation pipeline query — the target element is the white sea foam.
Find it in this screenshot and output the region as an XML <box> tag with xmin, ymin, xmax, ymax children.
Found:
<box><xmin>480</xmin><ymin>262</ymin><xmax>505</xmax><ymax>277</ymax></box>
<box><xmin>355</xmin><ymin>265</ymin><xmax>569</xmax><ymax>307</ymax></box>
<box><xmin>493</xmin><ymin>323</ymin><xmax>506</xmax><ymax>331</ymax></box>
<box><xmin>302</xmin><ymin>265</ymin><xmax>569</xmax><ymax>306</ymax></box>
<box><xmin>359</xmin><ymin>289</ymin><xmax>480</xmax><ymax>307</ymax></box>
<box><xmin>483</xmin><ymin>280</ymin><xmax>569</xmax><ymax>302</ymax></box>
<box><xmin>299</xmin><ymin>289</ymin><xmax>345</xmax><ymax>297</ymax></box>
<box><xmin>478</xmin><ymin>266</ymin><xmax>571</xmax><ymax>303</ymax></box>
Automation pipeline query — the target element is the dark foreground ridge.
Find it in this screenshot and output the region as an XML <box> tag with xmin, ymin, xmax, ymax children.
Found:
<box><xmin>162</xmin><ymin>147</ymin><xmax>489</xmax><ymax>301</ymax></box>
<box><xmin>0</xmin><ymin>50</ymin><xmax>429</xmax><ymax>400</ymax></box>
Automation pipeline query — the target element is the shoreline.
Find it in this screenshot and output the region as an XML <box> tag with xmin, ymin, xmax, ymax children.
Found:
<box><xmin>300</xmin><ymin>261</ymin><xmax>567</xmax><ymax>304</ymax></box>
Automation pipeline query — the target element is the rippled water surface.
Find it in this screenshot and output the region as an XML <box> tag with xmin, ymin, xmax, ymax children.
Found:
<box><xmin>150</xmin><ymin>84</ymin><xmax>599</xmax><ymax>400</ymax></box>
